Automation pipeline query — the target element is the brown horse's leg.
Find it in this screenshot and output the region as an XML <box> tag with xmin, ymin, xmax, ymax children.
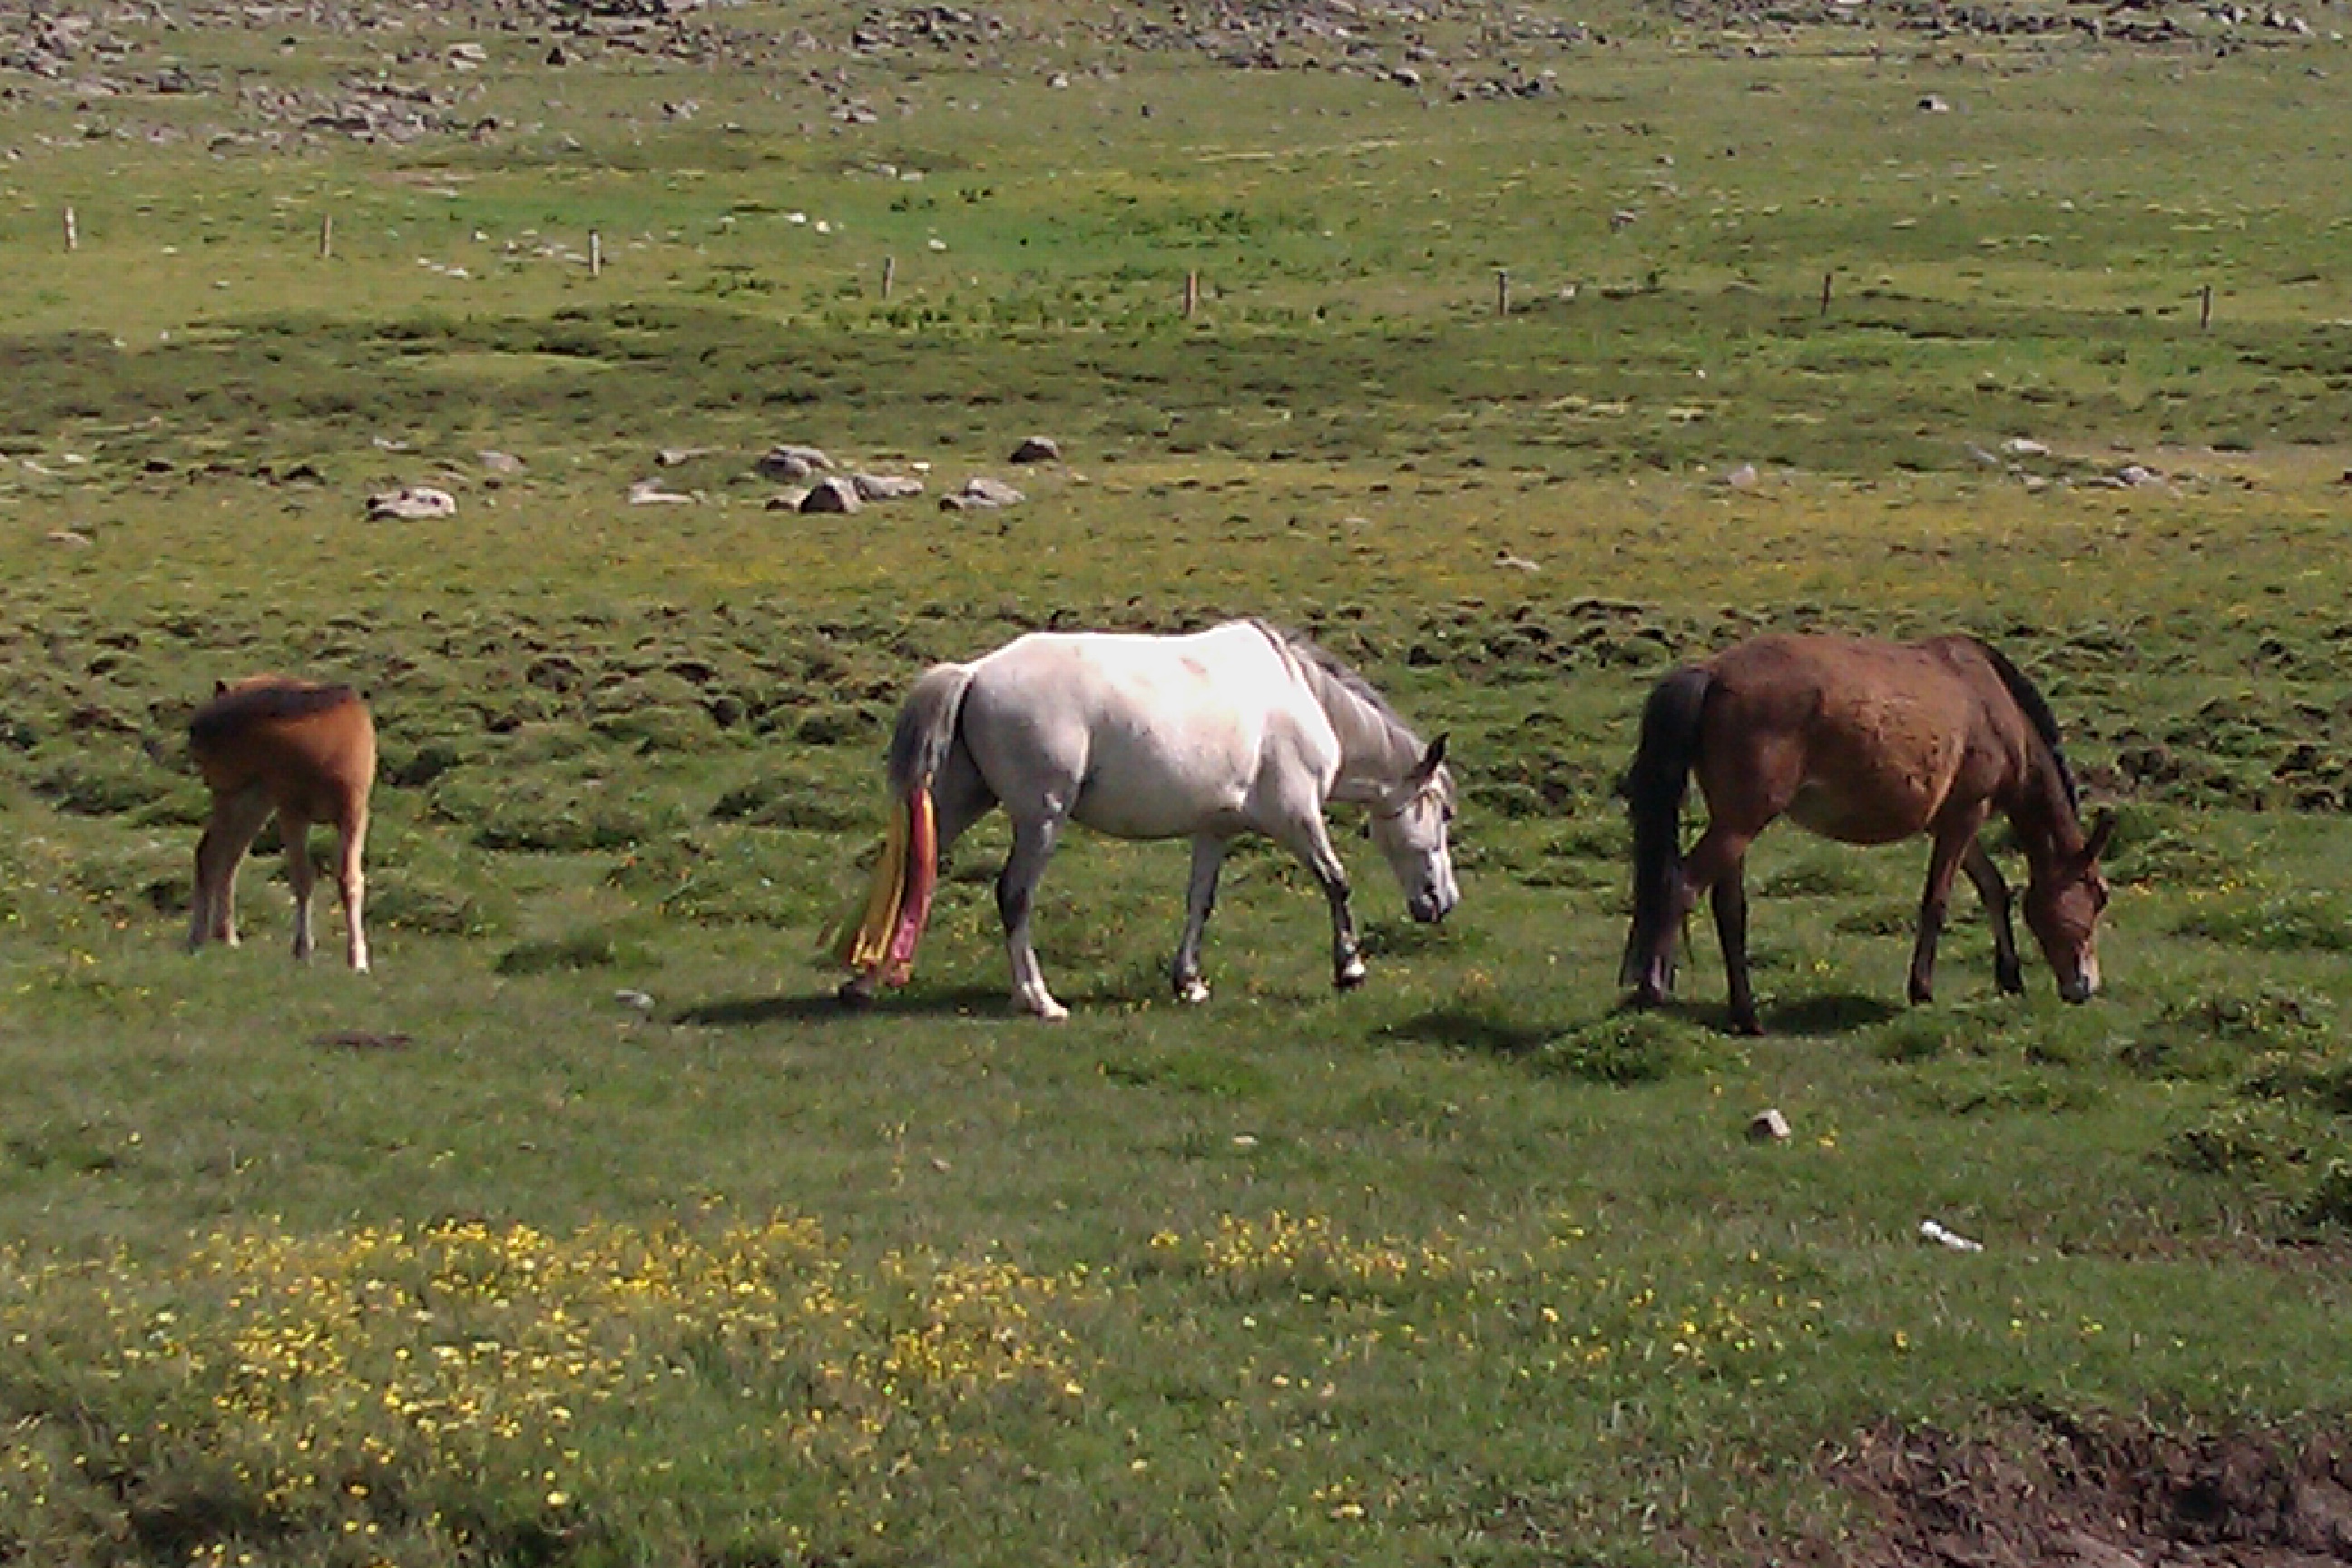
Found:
<box><xmin>1906</xmin><ymin>813</ymin><xmax>1987</xmax><ymax>1005</ymax></box>
<box><xmin>1709</xmin><ymin>860</ymin><xmax>1760</xmax><ymax>1035</ymax></box>
<box><xmin>1961</xmin><ymin>838</ymin><xmax>2023</xmax><ymax>995</ymax></box>
<box><xmin>1679</xmin><ymin>824</ymin><xmax>1759</xmax><ymax>1032</ymax></box>
<box><xmin>281</xmin><ymin>810</ymin><xmax>318</xmax><ymax>962</ymax></box>
<box><xmin>337</xmin><ymin>805</ymin><xmax>370</xmax><ymax>973</ymax></box>
<box><xmin>191</xmin><ymin>787</ymin><xmax>273</xmax><ymax>951</ymax></box>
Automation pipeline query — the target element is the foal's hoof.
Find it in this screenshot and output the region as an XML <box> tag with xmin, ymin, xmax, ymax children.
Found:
<box><xmin>1728</xmin><ymin>1013</ymin><xmax>1765</xmax><ymax>1037</ymax></box>
<box><xmin>1175</xmin><ymin>977</ymin><xmax>1210</xmax><ymax>1004</ymax></box>
<box><xmin>1334</xmin><ymin>960</ymin><xmax>1367</xmax><ymax>992</ymax></box>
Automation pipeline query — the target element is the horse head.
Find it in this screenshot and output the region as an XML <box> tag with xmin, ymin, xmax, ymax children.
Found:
<box><xmin>1369</xmin><ymin>735</ymin><xmax>1459</xmax><ymax>925</ymax></box>
<box><xmin>2025</xmin><ymin>808</ymin><xmax>2115</xmax><ymax>1003</ymax></box>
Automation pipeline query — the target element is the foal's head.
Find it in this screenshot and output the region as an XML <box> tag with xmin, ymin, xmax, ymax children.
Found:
<box><xmin>2024</xmin><ymin>808</ymin><xmax>2116</xmax><ymax>1002</ymax></box>
<box><xmin>1369</xmin><ymin>736</ymin><xmax>1459</xmax><ymax>925</ymax></box>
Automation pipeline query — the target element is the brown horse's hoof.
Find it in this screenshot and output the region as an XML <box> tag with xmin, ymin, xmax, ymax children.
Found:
<box><xmin>837</xmin><ymin>976</ymin><xmax>877</xmax><ymax>1011</ymax></box>
<box><xmin>1728</xmin><ymin>1014</ymin><xmax>1765</xmax><ymax>1037</ymax></box>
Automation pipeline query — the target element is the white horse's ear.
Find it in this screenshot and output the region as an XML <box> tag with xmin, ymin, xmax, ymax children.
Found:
<box><xmin>1412</xmin><ymin>733</ymin><xmax>1448</xmax><ymax>784</ymax></box>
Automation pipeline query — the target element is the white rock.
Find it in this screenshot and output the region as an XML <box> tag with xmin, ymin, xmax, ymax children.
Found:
<box><xmin>368</xmin><ymin>485</ymin><xmax>456</xmax><ymax>520</ymax></box>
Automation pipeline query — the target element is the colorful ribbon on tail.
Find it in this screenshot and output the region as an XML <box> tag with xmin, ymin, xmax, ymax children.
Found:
<box><xmin>830</xmin><ymin>782</ymin><xmax>938</xmax><ymax>987</ymax></box>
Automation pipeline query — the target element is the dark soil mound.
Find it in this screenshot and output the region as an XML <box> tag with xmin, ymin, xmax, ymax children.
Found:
<box><xmin>1823</xmin><ymin>1414</ymin><xmax>2352</xmax><ymax>1567</ymax></box>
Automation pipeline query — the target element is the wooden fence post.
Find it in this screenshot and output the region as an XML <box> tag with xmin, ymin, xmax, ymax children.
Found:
<box><xmin>1820</xmin><ymin>272</ymin><xmax>1833</xmax><ymax>318</ymax></box>
<box><xmin>63</xmin><ymin>205</ymin><xmax>77</xmax><ymax>252</ymax></box>
<box><xmin>1183</xmin><ymin>269</ymin><xmax>1200</xmax><ymax>318</ymax></box>
<box><xmin>1495</xmin><ymin>269</ymin><xmax>1510</xmax><ymax>317</ymax></box>
<box><xmin>2199</xmin><ymin>283</ymin><xmax>2212</xmax><ymax>330</ymax></box>
<box><xmin>590</xmin><ymin>230</ymin><xmax>603</xmax><ymax>278</ymax></box>
<box><xmin>318</xmin><ymin>213</ymin><xmax>333</xmax><ymax>260</ymax></box>
<box><xmin>882</xmin><ymin>254</ymin><xmax>896</xmax><ymax>300</ymax></box>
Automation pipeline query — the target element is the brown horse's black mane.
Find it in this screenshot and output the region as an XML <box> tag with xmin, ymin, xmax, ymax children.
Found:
<box><xmin>1972</xmin><ymin>640</ymin><xmax>2078</xmax><ymax>811</ymax></box>
<box><xmin>190</xmin><ymin>681</ymin><xmax>359</xmax><ymax>747</ymax></box>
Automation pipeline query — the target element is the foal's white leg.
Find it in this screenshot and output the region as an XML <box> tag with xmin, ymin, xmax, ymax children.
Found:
<box><xmin>997</xmin><ymin>809</ymin><xmax>1069</xmax><ymax>1021</ymax></box>
<box><xmin>282</xmin><ymin>812</ymin><xmax>318</xmax><ymax>963</ymax></box>
<box><xmin>191</xmin><ymin>789</ymin><xmax>272</xmax><ymax>951</ymax></box>
<box><xmin>338</xmin><ymin>812</ymin><xmax>370</xmax><ymax>974</ymax></box>
<box><xmin>1171</xmin><ymin>834</ymin><xmax>1228</xmax><ymax>1004</ymax></box>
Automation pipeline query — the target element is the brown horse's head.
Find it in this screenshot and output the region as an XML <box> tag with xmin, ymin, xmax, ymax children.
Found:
<box><xmin>2024</xmin><ymin>808</ymin><xmax>2115</xmax><ymax>1002</ymax></box>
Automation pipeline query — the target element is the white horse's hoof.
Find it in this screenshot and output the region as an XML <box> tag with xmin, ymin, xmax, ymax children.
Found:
<box><xmin>1335</xmin><ymin>959</ymin><xmax>1367</xmax><ymax>991</ymax></box>
<box><xmin>1176</xmin><ymin>977</ymin><xmax>1210</xmax><ymax>1004</ymax></box>
<box><xmin>1034</xmin><ymin>1001</ymin><xmax>1070</xmax><ymax>1023</ymax></box>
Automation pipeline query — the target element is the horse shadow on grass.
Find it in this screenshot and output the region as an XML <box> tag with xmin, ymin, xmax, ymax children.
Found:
<box><xmin>1388</xmin><ymin>988</ymin><xmax>1903</xmax><ymax>1060</ymax></box>
<box><xmin>673</xmin><ymin>984</ymin><xmax>1012</xmax><ymax>1028</ymax></box>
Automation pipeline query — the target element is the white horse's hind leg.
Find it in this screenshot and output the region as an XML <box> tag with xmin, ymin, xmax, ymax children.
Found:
<box><xmin>1171</xmin><ymin>834</ymin><xmax>1228</xmax><ymax>1003</ymax></box>
<box><xmin>997</xmin><ymin>808</ymin><xmax>1069</xmax><ymax>1021</ymax></box>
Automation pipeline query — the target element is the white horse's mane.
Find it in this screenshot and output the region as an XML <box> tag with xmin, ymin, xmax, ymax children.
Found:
<box><xmin>1246</xmin><ymin>619</ymin><xmax>1428</xmax><ymax>780</ymax></box>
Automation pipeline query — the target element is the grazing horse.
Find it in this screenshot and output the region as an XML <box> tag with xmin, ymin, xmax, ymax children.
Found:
<box><xmin>186</xmin><ymin>676</ymin><xmax>377</xmax><ymax>972</ymax></box>
<box><xmin>837</xmin><ymin>620</ymin><xmax>1458</xmax><ymax>1020</ymax></box>
<box><xmin>1619</xmin><ymin>632</ymin><xmax>2113</xmax><ymax>1034</ymax></box>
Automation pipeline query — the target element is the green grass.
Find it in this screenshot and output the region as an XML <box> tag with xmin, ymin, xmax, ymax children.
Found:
<box><xmin>4</xmin><ymin>2</ymin><xmax>2352</xmax><ymax>1563</ymax></box>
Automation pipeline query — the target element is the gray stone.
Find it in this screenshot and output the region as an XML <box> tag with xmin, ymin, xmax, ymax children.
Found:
<box><xmin>851</xmin><ymin>473</ymin><xmax>926</xmax><ymax>501</ymax></box>
<box><xmin>368</xmin><ymin>485</ymin><xmax>456</xmax><ymax>520</ymax></box>
<box><xmin>799</xmin><ymin>476</ymin><xmax>862</xmax><ymax>514</ymax></box>
<box><xmin>758</xmin><ymin>444</ymin><xmax>833</xmax><ymax>479</ymax></box>
<box><xmin>1009</xmin><ymin>435</ymin><xmax>1061</xmax><ymax>464</ymax></box>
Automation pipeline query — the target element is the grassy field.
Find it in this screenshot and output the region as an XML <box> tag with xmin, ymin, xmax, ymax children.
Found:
<box><xmin>4</xmin><ymin>2</ymin><xmax>2352</xmax><ymax>1563</ymax></box>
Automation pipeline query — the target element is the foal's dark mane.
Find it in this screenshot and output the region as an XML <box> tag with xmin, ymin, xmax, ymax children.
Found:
<box><xmin>1972</xmin><ymin>640</ymin><xmax>2078</xmax><ymax>811</ymax></box>
<box><xmin>1248</xmin><ymin>619</ymin><xmax>1412</xmax><ymax>735</ymax></box>
<box><xmin>190</xmin><ymin>681</ymin><xmax>359</xmax><ymax>748</ymax></box>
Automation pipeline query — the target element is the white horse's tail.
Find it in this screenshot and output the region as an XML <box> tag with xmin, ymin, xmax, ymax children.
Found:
<box><xmin>887</xmin><ymin>662</ymin><xmax>978</xmax><ymax>799</ymax></box>
<box><xmin>833</xmin><ymin>663</ymin><xmax>975</xmax><ymax>986</ymax></box>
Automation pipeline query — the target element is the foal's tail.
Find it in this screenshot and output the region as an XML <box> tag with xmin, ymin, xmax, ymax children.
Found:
<box><xmin>1619</xmin><ymin>664</ymin><xmax>1712</xmax><ymax>991</ymax></box>
<box><xmin>834</xmin><ymin>663</ymin><xmax>977</xmax><ymax>986</ymax></box>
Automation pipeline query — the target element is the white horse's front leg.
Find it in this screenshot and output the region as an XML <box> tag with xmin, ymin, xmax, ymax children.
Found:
<box><xmin>997</xmin><ymin>811</ymin><xmax>1069</xmax><ymax>1021</ymax></box>
<box><xmin>1270</xmin><ymin>809</ymin><xmax>1363</xmax><ymax>990</ymax></box>
<box><xmin>1171</xmin><ymin>835</ymin><xmax>1228</xmax><ymax>1003</ymax></box>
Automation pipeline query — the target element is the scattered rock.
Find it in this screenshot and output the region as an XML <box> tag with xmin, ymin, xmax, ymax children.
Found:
<box><xmin>799</xmin><ymin>476</ymin><xmax>862</xmax><ymax>514</ymax></box>
<box><xmin>479</xmin><ymin>449</ymin><xmax>524</xmax><ymax>474</ymax></box>
<box><xmin>1494</xmin><ymin>551</ymin><xmax>1542</xmax><ymax>573</ymax></box>
<box><xmin>1723</xmin><ymin>462</ymin><xmax>1760</xmax><ymax>490</ymax></box>
<box><xmin>367</xmin><ymin>485</ymin><xmax>456</xmax><ymax>520</ymax></box>
<box><xmin>2001</xmin><ymin>436</ymin><xmax>2050</xmax><ymax>456</ymax></box>
<box><xmin>1748</xmin><ymin>1107</ymin><xmax>1792</xmax><ymax>1142</ymax></box>
<box><xmin>956</xmin><ymin>475</ymin><xmax>1025</xmax><ymax>508</ymax></box>
<box><xmin>1919</xmin><ymin>1219</ymin><xmax>1985</xmax><ymax>1251</ymax></box>
<box><xmin>2116</xmin><ymin>463</ymin><xmax>2166</xmax><ymax>487</ymax></box>
<box><xmin>1009</xmin><ymin>435</ymin><xmax>1062</xmax><ymax>464</ymax></box>
<box><xmin>851</xmin><ymin>472</ymin><xmax>925</xmax><ymax>501</ymax></box>
<box><xmin>1918</xmin><ymin>93</ymin><xmax>1952</xmax><ymax>112</ymax></box>
<box><xmin>627</xmin><ymin>478</ymin><xmax>696</xmax><ymax>505</ymax></box>
<box><xmin>757</xmin><ymin>444</ymin><xmax>833</xmax><ymax>479</ymax></box>
<box><xmin>613</xmin><ymin>989</ymin><xmax>655</xmax><ymax>1014</ymax></box>
<box><xmin>45</xmin><ymin>528</ymin><xmax>92</xmax><ymax>547</ymax></box>
<box><xmin>764</xmin><ymin>487</ymin><xmax>812</xmax><ymax>512</ymax></box>
<box><xmin>656</xmin><ymin>445</ymin><xmax>716</xmax><ymax>467</ymax></box>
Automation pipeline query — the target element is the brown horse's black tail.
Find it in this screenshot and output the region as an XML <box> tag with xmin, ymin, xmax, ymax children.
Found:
<box><xmin>1619</xmin><ymin>664</ymin><xmax>1711</xmax><ymax>991</ymax></box>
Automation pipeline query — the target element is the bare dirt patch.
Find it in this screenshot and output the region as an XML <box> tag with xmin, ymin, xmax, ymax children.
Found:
<box><xmin>1820</xmin><ymin>1414</ymin><xmax>2352</xmax><ymax>1568</ymax></box>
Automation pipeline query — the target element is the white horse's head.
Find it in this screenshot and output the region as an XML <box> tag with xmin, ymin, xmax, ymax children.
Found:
<box><xmin>1369</xmin><ymin>735</ymin><xmax>1458</xmax><ymax>924</ymax></box>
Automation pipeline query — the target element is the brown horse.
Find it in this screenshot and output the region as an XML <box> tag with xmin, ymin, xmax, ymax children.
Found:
<box><xmin>187</xmin><ymin>676</ymin><xmax>377</xmax><ymax>972</ymax></box>
<box><xmin>1619</xmin><ymin>633</ymin><xmax>2113</xmax><ymax>1034</ymax></box>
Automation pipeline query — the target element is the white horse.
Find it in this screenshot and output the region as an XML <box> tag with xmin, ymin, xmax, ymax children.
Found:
<box><xmin>838</xmin><ymin>620</ymin><xmax>1458</xmax><ymax>1021</ymax></box>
